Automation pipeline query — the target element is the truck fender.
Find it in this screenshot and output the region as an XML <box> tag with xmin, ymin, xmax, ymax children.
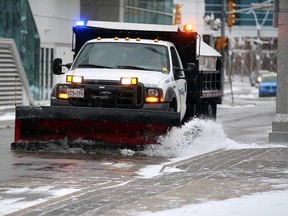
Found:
<box><xmin>165</xmin><ymin>87</ymin><xmax>177</xmax><ymax>111</ymax></box>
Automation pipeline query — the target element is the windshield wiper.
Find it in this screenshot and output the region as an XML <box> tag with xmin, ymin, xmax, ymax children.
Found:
<box><xmin>116</xmin><ymin>65</ymin><xmax>149</xmax><ymax>70</ymax></box>
<box><xmin>77</xmin><ymin>64</ymin><xmax>113</xmax><ymax>69</ymax></box>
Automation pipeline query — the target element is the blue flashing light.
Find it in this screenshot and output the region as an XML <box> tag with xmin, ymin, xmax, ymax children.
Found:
<box><xmin>75</xmin><ymin>20</ymin><xmax>85</xmax><ymax>26</ymax></box>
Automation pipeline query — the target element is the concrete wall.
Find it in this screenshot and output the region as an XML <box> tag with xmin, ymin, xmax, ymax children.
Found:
<box><xmin>28</xmin><ymin>0</ymin><xmax>81</xmax><ymax>89</ymax></box>
<box><xmin>28</xmin><ymin>0</ymin><xmax>80</xmax><ymax>63</ymax></box>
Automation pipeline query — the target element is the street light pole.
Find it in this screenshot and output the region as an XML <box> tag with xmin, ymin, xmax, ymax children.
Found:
<box><xmin>269</xmin><ymin>0</ymin><xmax>288</xmax><ymax>143</ymax></box>
<box><xmin>222</xmin><ymin>0</ymin><xmax>235</xmax><ymax>104</ymax></box>
<box><xmin>221</xmin><ymin>0</ymin><xmax>226</xmax><ymax>44</ymax></box>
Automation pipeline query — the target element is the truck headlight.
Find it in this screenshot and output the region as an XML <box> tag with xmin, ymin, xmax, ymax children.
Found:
<box><xmin>145</xmin><ymin>88</ymin><xmax>163</xmax><ymax>103</ymax></box>
<box><xmin>120</xmin><ymin>77</ymin><xmax>138</xmax><ymax>85</ymax></box>
<box><xmin>66</xmin><ymin>75</ymin><xmax>84</xmax><ymax>84</ymax></box>
<box><xmin>57</xmin><ymin>84</ymin><xmax>69</xmax><ymax>99</ymax></box>
<box><xmin>147</xmin><ymin>89</ymin><xmax>159</xmax><ymax>97</ymax></box>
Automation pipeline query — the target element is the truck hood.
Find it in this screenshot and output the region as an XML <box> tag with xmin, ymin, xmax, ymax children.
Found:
<box><xmin>60</xmin><ymin>68</ymin><xmax>171</xmax><ymax>86</ymax></box>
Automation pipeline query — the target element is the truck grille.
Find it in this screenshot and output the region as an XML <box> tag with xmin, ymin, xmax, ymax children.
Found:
<box><xmin>69</xmin><ymin>80</ymin><xmax>144</xmax><ymax>108</ymax></box>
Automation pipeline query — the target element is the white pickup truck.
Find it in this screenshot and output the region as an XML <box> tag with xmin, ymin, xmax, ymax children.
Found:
<box><xmin>51</xmin><ymin>36</ymin><xmax>188</xmax><ymax>121</ymax></box>
<box><xmin>12</xmin><ymin>21</ymin><xmax>223</xmax><ymax>150</ymax></box>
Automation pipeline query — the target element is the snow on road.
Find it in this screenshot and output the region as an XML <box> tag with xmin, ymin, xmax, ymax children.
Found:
<box><xmin>134</xmin><ymin>190</ymin><xmax>288</xmax><ymax>216</ymax></box>
<box><xmin>0</xmin><ymin>187</ymin><xmax>79</xmax><ymax>215</ymax></box>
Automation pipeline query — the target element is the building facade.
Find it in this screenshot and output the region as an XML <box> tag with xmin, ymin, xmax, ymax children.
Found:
<box><xmin>123</xmin><ymin>0</ymin><xmax>173</xmax><ymax>24</ymax></box>
<box><xmin>0</xmin><ymin>0</ymin><xmax>80</xmax><ymax>100</ymax></box>
<box><xmin>80</xmin><ymin>0</ymin><xmax>173</xmax><ymax>25</ymax></box>
<box><xmin>0</xmin><ymin>0</ymin><xmax>40</xmax><ymax>99</ymax></box>
<box><xmin>29</xmin><ymin>0</ymin><xmax>80</xmax><ymax>100</ymax></box>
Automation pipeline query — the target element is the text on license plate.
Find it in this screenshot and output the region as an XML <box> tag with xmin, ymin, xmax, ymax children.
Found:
<box><xmin>67</xmin><ymin>88</ymin><xmax>84</xmax><ymax>98</ymax></box>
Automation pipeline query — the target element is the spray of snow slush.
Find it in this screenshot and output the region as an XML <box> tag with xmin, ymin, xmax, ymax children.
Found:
<box><xmin>143</xmin><ymin>118</ymin><xmax>227</xmax><ymax>158</ymax></box>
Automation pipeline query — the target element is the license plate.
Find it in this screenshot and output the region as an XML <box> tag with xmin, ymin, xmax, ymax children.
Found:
<box><xmin>67</xmin><ymin>88</ymin><xmax>84</xmax><ymax>98</ymax></box>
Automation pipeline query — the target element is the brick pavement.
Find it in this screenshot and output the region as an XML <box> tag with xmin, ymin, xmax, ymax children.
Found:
<box><xmin>9</xmin><ymin>147</ymin><xmax>288</xmax><ymax>216</ymax></box>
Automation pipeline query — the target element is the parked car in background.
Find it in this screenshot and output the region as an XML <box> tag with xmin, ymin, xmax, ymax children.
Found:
<box><xmin>258</xmin><ymin>72</ymin><xmax>277</xmax><ymax>97</ymax></box>
<box><xmin>250</xmin><ymin>70</ymin><xmax>270</xmax><ymax>87</ymax></box>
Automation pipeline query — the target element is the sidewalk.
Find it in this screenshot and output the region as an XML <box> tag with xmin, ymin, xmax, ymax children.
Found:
<box><xmin>10</xmin><ymin>147</ymin><xmax>288</xmax><ymax>216</ymax></box>
<box><xmin>103</xmin><ymin>147</ymin><xmax>288</xmax><ymax>215</ymax></box>
<box><xmin>0</xmin><ymin>108</ymin><xmax>15</xmax><ymax>129</ymax></box>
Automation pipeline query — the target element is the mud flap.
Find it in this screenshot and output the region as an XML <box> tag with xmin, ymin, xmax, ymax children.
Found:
<box><xmin>11</xmin><ymin>106</ymin><xmax>181</xmax><ymax>151</ymax></box>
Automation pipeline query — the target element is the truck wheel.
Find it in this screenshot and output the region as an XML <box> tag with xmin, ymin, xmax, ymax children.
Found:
<box><xmin>198</xmin><ymin>101</ymin><xmax>217</xmax><ymax>120</ymax></box>
<box><xmin>169</xmin><ymin>99</ymin><xmax>177</xmax><ymax>112</ymax></box>
<box><xmin>207</xmin><ymin>103</ymin><xmax>216</xmax><ymax>119</ymax></box>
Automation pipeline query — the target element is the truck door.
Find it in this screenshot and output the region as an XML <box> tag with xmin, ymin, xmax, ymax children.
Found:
<box><xmin>170</xmin><ymin>46</ymin><xmax>187</xmax><ymax>120</ymax></box>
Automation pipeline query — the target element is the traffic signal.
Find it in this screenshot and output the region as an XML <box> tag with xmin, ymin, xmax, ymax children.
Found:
<box><xmin>174</xmin><ymin>4</ymin><xmax>182</xmax><ymax>25</ymax></box>
<box><xmin>215</xmin><ymin>37</ymin><xmax>228</xmax><ymax>51</ymax></box>
<box><xmin>227</xmin><ymin>0</ymin><xmax>236</xmax><ymax>28</ymax></box>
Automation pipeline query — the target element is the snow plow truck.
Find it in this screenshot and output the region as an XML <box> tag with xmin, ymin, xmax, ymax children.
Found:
<box><xmin>11</xmin><ymin>21</ymin><xmax>223</xmax><ymax>151</ymax></box>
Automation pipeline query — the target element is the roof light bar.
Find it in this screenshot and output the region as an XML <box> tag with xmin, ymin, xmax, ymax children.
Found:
<box><xmin>75</xmin><ymin>20</ymin><xmax>85</xmax><ymax>26</ymax></box>
<box><xmin>183</xmin><ymin>24</ymin><xmax>193</xmax><ymax>32</ymax></box>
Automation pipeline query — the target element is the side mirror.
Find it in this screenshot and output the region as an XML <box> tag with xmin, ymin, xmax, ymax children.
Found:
<box><xmin>186</xmin><ymin>63</ymin><xmax>198</xmax><ymax>80</ymax></box>
<box><xmin>52</xmin><ymin>58</ymin><xmax>63</xmax><ymax>75</ymax></box>
<box><xmin>173</xmin><ymin>67</ymin><xmax>182</xmax><ymax>80</ymax></box>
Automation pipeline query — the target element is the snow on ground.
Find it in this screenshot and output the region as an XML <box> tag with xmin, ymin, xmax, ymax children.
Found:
<box><xmin>0</xmin><ymin>186</ymin><xmax>79</xmax><ymax>215</ymax></box>
<box><xmin>143</xmin><ymin>118</ymin><xmax>227</xmax><ymax>158</ymax></box>
<box><xmin>133</xmin><ymin>190</ymin><xmax>288</xmax><ymax>216</ymax></box>
<box><xmin>135</xmin><ymin>118</ymin><xmax>285</xmax><ymax>179</ymax></box>
<box><xmin>0</xmin><ymin>111</ymin><xmax>14</xmax><ymax>121</ymax></box>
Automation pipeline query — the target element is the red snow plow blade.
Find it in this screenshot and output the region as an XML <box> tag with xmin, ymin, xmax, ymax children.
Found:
<box><xmin>11</xmin><ymin>106</ymin><xmax>180</xmax><ymax>151</ymax></box>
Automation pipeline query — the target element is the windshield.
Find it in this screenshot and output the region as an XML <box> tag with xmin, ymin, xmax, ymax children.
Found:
<box><xmin>72</xmin><ymin>42</ymin><xmax>170</xmax><ymax>72</ymax></box>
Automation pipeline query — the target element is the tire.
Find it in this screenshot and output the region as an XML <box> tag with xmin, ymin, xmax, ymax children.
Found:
<box><xmin>198</xmin><ymin>101</ymin><xmax>217</xmax><ymax>120</ymax></box>
<box><xmin>207</xmin><ymin>103</ymin><xmax>217</xmax><ymax>119</ymax></box>
<box><xmin>169</xmin><ymin>99</ymin><xmax>177</xmax><ymax>112</ymax></box>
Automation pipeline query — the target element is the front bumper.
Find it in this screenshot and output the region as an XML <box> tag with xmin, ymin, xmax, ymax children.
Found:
<box><xmin>259</xmin><ymin>88</ymin><xmax>276</xmax><ymax>97</ymax></box>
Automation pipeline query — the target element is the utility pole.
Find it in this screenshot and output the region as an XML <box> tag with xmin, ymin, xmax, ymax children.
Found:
<box><xmin>223</xmin><ymin>0</ymin><xmax>235</xmax><ymax>104</ymax></box>
<box><xmin>269</xmin><ymin>0</ymin><xmax>288</xmax><ymax>143</ymax></box>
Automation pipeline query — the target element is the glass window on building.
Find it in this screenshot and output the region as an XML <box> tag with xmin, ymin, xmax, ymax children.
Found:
<box><xmin>0</xmin><ymin>0</ymin><xmax>40</xmax><ymax>100</ymax></box>
<box><xmin>124</xmin><ymin>0</ymin><xmax>173</xmax><ymax>25</ymax></box>
<box><xmin>39</xmin><ymin>47</ymin><xmax>54</xmax><ymax>100</ymax></box>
